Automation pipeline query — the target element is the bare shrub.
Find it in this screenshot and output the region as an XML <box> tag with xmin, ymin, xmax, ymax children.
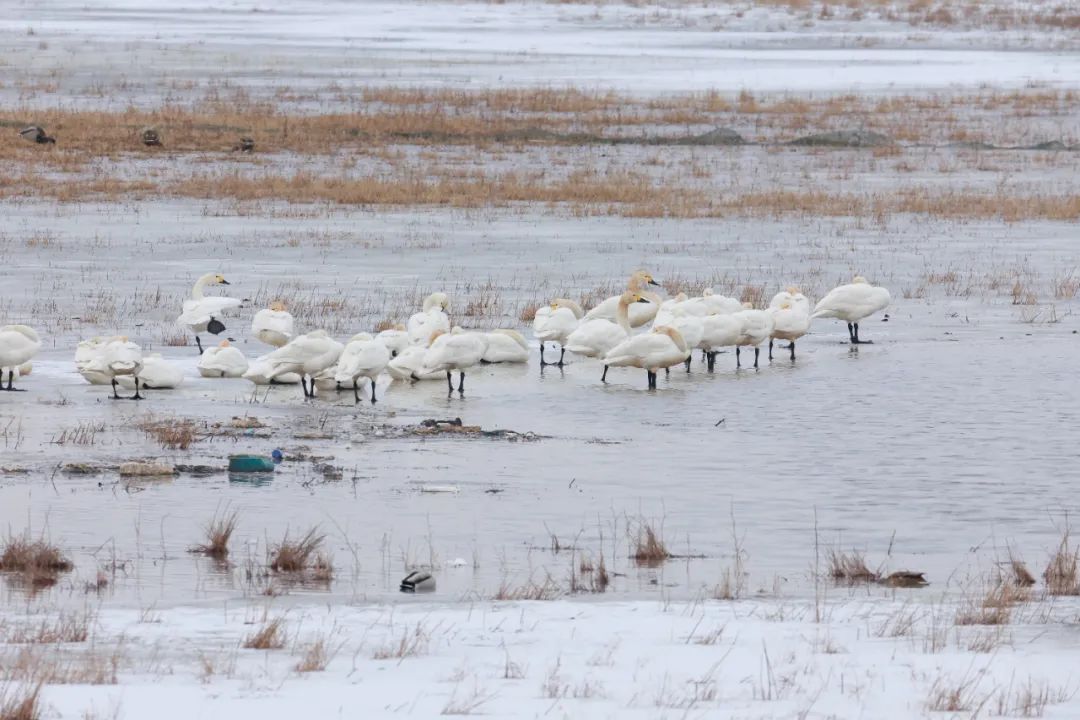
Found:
<box><xmin>243</xmin><ymin>617</ymin><xmax>285</xmax><ymax>650</ymax></box>
<box><xmin>188</xmin><ymin>510</ymin><xmax>239</xmax><ymax>560</ymax></box>
<box><xmin>137</xmin><ymin>416</ymin><xmax>198</xmax><ymax>450</ymax></box>
<box><xmin>294</xmin><ymin>636</ymin><xmax>335</xmax><ymax>673</ymax></box>
<box><xmin>955</xmin><ymin>583</ymin><xmax>1027</xmax><ymax>626</ymax></box>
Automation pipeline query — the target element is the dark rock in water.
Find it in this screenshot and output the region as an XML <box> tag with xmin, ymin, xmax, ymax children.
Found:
<box><xmin>400</xmin><ymin>570</ymin><xmax>435</xmax><ymax>593</ymax></box>
<box><xmin>674</xmin><ymin>127</ymin><xmax>746</xmax><ymax>146</ymax></box>
<box><xmin>788</xmin><ymin>130</ymin><xmax>892</xmax><ymax>148</ymax></box>
<box><xmin>176</xmin><ymin>464</ymin><xmax>221</xmax><ymax>476</ymax></box>
<box><xmin>948</xmin><ymin>140</ymin><xmax>996</xmax><ymax>150</ymax></box>
<box><xmin>1028</xmin><ymin>140</ymin><xmax>1069</xmax><ymax>151</ymax></box>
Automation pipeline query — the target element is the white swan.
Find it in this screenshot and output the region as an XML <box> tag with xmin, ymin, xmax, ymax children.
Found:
<box><xmin>584</xmin><ymin>270</ymin><xmax>662</xmax><ymax>328</ymax></box>
<box><xmin>699</xmin><ymin>288</ymin><xmax>744</xmax><ymax>315</ymax></box>
<box><xmin>768</xmin><ymin>287</ymin><xmax>811</xmax><ymax>360</ymax></box>
<box><xmin>376</xmin><ymin>325</ymin><xmax>410</xmax><ymax>357</ymax></box>
<box><xmin>418</xmin><ymin>327</ymin><xmax>488</xmax><ymax>395</ymax></box>
<box><xmin>387</xmin><ymin>345</ymin><xmax>444</xmax><ymax>382</ymax></box>
<box><xmin>602</xmin><ymin>326</ymin><xmax>690</xmax><ymax>389</ymax></box>
<box><xmin>197</xmin><ymin>340</ymin><xmax>249</xmax><ymax>378</ymax></box>
<box><xmin>651</xmin><ymin>292</ymin><xmax>688</xmax><ymax>326</ymax></box>
<box><xmin>532</xmin><ymin>298</ymin><xmax>583</xmax><ymax>366</ymax></box>
<box><xmin>811</xmin><ymin>276</ymin><xmax>891</xmax><ymax>344</ymax></box>
<box><xmin>251</xmin><ymin>301</ymin><xmax>294</xmax><ymax>348</ymax></box>
<box><xmin>565</xmin><ymin>292</ymin><xmax>649</xmax><ymax>362</ymax></box>
<box><xmin>334</xmin><ymin>333</ymin><xmax>392</xmax><ymax>403</ymax></box>
<box><xmin>101</xmin><ymin>337</ymin><xmax>144</xmax><ymax>400</ymax></box>
<box><xmin>661</xmin><ymin>306</ymin><xmax>704</xmax><ymax>373</ymax></box>
<box><xmin>407</xmin><ymin>293</ymin><xmax>450</xmax><ymax>346</ymax></box>
<box><xmin>117</xmin><ymin>353</ymin><xmax>183</xmax><ymax>390</ymax></box>
<box><xmin>177</xmin><ymin>273</ymin><xmax>242</xmax><ymax>354</ymax></box>
<box><xmin>481</xmin><ymin>329</ymin><xmax>529</xmax><ymax>364</ymax></box>
<box><xmin>252</xmin><ymin>330</ymin><xmax>343</xmax><ymax>398</ymax></box>
<box><xmin>242</xmin><ymin>355</ymin><xmax>301</xmax><ymax>385</ymax></box>
<box><xmin>733</xmin><ymin>303</ymin><xmax>775</xmax><ymax>369</ymax></box>
<box><xmin>0</xmin><ymin>325</ymin><xmax>41</xmax><ymax>391</ymax></box>
<box><xmin>699</xmin><ymin>313</ymin><xmax>745</xmax><ymax>372</ymax></box>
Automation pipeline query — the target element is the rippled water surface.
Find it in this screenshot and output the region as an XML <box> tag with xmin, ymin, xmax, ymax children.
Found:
<box><xmin>2</xmin><ymin>201</ymin><xmax>1078</xmax><ymax>609</ymax></box>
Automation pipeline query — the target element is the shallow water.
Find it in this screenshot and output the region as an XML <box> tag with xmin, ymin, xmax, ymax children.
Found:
<box><xmin>2</xmin><ymin>200</ymin><xmax>1078</xmax><ymax>609</ymax></box>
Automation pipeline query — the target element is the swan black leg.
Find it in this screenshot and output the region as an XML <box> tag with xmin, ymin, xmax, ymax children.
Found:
<box><xmin>557</xmin><ymin>347</ymin><xmax>565</xmax><ymax>367</ymax></box>
<box><xmin>753</xmin><ymin>347</ymin><xmax>760</xmax><ymax>369</ymax></box>
<box><xmin>768</xmin><ymin>338</ymin><xmax>773</xmax><ymax>360</ymax></box>
<box><xmin>684</xmin><ymin>356</ymin><xmax>691</xmax><ymax>373</ymax></box>
<box><xmin>736</xmin><ymin>347</ymin><xmax>741</xmax><ymax>368</ymax></box>
<box><xmin>847</xmin><ymin>322</ymin><xmax>855</xmax><ymax>343</ymax></box>
<box><xmin>446</xmin><ymin>371</ymin><xmax>454</xmax><ymax>394</ymax></box>
<box><xmin>851</xmin><ymin>323</ymin><xmax>872</xmax><ymax>344</ymax></box>
<box><xmin>458</xmin><ymin>372</ymin><xmax>465</xmax><ymax>394</ymax></box>
<box><xmin>111</xmin><ymin>378</ymin><xmax>121</xmax><ymax>400</ymax></box>
<box><xmin>790</xmin><ymin>341</ymin><xmax>796</xmax><ymax>361</ymax></box>
<box><xmin>370</xmin><ymin>379</ymin><xmax>378</xmax><ymax>404</ymax></box>
<box><xmin>353</xmin><ymin>380</ymin><xmax>361</xmax><ymax>404</ymax></box>
<box><xmin>132</xmin><ymin>377</ymin><xmax>143</xmax><ymax>400</ymax></box>
<box><xmin>195</xmin><ymin>336</ymin><xmax>204</xmax><ymax>355</ymax></box>
<box><xmin>707</xmin><ymin>352</ymin><xmax>716</xmax><ymax>373</ymax></box>
<box><xmin>539</xmin><ymin>342</ymin><xmax>546</xmax><ymax>365</ymax></box>
<box><xmin>601</xmin><ymin>365</ymin><xmax>608</xmax><ymax>383</ymax></box>
<box><xmin>665</xmin><ymin>367</ymin><xmax>670</xmax><ymax>376</ymax></box>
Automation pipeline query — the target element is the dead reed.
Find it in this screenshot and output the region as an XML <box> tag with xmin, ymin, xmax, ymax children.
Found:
<box><xmin>269</xmin><ymin>527</ymin><xmax>327</xmax><ymax>575</ymax></box>
<box><xmin>0</xmin><ymin>681</ymin><xmax>41</xmax><ymax>720</ymax></box>
<box><xmin>1044</xmin><ymin>531</ymin><xmax>1080</xmax><ymax>596</ymax></box>
<box><xmin>188</xmin><ymin>510</ymin><xmax>239</xmax><ymax>560</ymax></box>
<box><xmin>0</xmin><ymin>612</ymin><xmax>90</xmax><ymax>644</ymax></box>
<box><xmin>955</xmin><ymin>582</ymin><xmax>1028</xmax><ymax>626</ymax></box>
<box><xmin>631</xmin><ymin>521</ymin><xmax>670</xmax><ymax>567</ymax></box>
<box><xmin>827</xmin><ymin>549</ymin><xmax>878</xmax><ymax>584</ymax></box>
<box><xmin>136</xmin><ymin>416</ymin><xmax>198</xmax><ymax>450</ymax></box>
<box><xmin>294</xmin><ymin>636</ymin><xmax>334</xmax><ymax>673</ymax></box>
<box><xmin>243</xmin><ymin>617</ymin><xmax>285</xmax><ymax>650</ymax></box>
<box><xmin>0</xmin><ymin>535</ymin><xmax>74</xmax><ymax>588</ymax></box>
<box><xmin>371</xmin><ymin>623</ymin><xmax>430</xmax><ymax>660</ymax></box>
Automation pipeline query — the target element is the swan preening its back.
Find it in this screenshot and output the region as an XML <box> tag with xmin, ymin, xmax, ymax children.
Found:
<box><xmin>251</xmin><ymin>301</ymin><xmax>294</xmax><ymax>348</ymax></box>
<box><xmin>198</xmin><ymin>340</ymin><xmax>249</xmax><ymax>378</ymax></box>
<box><xmin>408</xmin><ymin>293</ymin><xmax>450</xmax><ymax>346</ymax></box>
<box><xmin>812</xmin><ymin>277</ymin><xmax>891</xmax><ymax>344</ymax></box>
<box><xmin>533</xmin><ymin>298</ymin><xmax>583</xmax><ymax>366</ymax></box>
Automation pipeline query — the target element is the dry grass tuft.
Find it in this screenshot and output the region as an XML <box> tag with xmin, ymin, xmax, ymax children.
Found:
<box><xmin>0</xmin><ymin>645</ymin><xmax>122</xmax><ymax>685</ymax></box>
<box><xmin>137</xmin><ymin>416</ymin><xmax>198</xmax><ymax>450</ymax></box>
<box><xmin>493</xmin><ymin>575</ymin><xmax>562</xmax><ymax>601</ymax></box>
<box><xmin>0</xmin><ymin>681</ymin><xmax>42</xmax><ymax>720</ymax></box>
<box><xmin>243</xmin><ymin>617</ymin><xmax>285</xmax><ymax>650</ymax></box>
<box><xmin>1044</xmin><ymin>531</ymin><xmax>1080</xmax><ymax>596</ymax></box>
<box><xmin>994</xmin><ymin>678</ymin><xmax>1075</xmax><ymax>717</ymax></box>
<box><xmin>955</xmin><ymin>582</ymin><xmax>1028</xmax><ymax>626</ymax></box>
<box><xmin>926</xmin><ymin>672</ymin><xmax>986</xmax><ymax>713</ymax></box>
<box><xmin>294</xmin><ymin>637</ymin><xmax>334</xmax><ymax>673</ymax></box>
<box><xmin>371</xmin><ymin>623</ymin><xmax>430</xmax><ymax>660</ymax></box>
<box><xmin>0</xmin><ymin>612</ymin><xmax>90</xmax><ymax>644</ymax></box>
<box><xmin>631</xmin><ymin>521</ymin><xmax>670</xmax><ymax>567</ymax></box>
<box><xmin>269</xmin><ymin>528</ymin><xmax>325</xmax><ymax>573</ymax></box>
<box><xmin>827</xmin><ymin>549</ymin><xmax>879</xmax><ymax>584</ymax></box>
<box><xmin>189</xmin><ymin>510</ymin><xmax>239</xmax><ymax>560</ymax></box>
<box><xmin>0</xmin><ymin>535</ymin><xmax>74</xmax><ymax>589</ymax></box>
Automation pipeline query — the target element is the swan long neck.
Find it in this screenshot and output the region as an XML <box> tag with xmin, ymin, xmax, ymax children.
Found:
<box><xmin>192</xmin><ymin>273</ymin><xmax>217</xmax><ymax>300</ymax></box>
<box><xmin>616</xmin><ymin>297</ymin><xmax>632</xmax><ymax>334</ymax></box>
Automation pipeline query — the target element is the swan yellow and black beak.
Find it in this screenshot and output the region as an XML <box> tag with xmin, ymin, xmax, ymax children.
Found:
<box><xmin>220</xmin><ymin>279</ymin><xmax>231</xmax><ymax>285</ymax></box>
<box><xmin>635</xmin><ymin>297</ymin><xmax>651</xmax><ymax>304</ymax></box>
<box><xmin>647</xmin><ymin>278</ymin><xmax>661</xmax><ymax>286</ymax></box>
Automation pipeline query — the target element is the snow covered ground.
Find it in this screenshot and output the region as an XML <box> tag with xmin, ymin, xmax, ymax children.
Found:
<box><xmin>8</xmin><ymin>594</ymin><xmax>1080</xmax><ymax>719</ymax></box>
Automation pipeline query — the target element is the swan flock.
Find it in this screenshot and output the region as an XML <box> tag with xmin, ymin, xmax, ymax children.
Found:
<box><xmin>1</xmin><ymin>272</ymin><xmax>890</xmax><ymax>399</ymax></box>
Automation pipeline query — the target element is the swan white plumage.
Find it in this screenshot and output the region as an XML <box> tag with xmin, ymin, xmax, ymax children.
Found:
<box><xmin>699</xmin><ymin>313</ymin><xmax>745</xmax><ymax>372</ymax></box>
<box><xmin>387</xmin><ymin>345</ymin><xmax>443</xmax><ymax>382</ymax></box>
<box><xmin>242</xmin><ymin>355</ymin><xmax>301</xmax><ymax>385</ymax></box>
<box><xmin>768</xmin><ymin>287</ymin><xmax>811</xmax><ymax>360</ymax></box>
<box><xmin>699</xmin><ymin>288</ymin><xmax>744</xmax><ymax>315</ymax></box>
<box><xmin>334</xmin><ymin>333</ymin><xmax>392</xmax><ymax>403</ymax></box>
<box><xmin>252</xmin><ymin>330</ymin><xmax>343</xmax><ymax>398</ymax></box>
<box><xmin>733</xmin><ymin>303</ymin><xmax>775</xmax><ymax>369</ymax></box>
<box><xmin>0</xmin><ymin>325</ymin><xmax>41</xmax><ymax>391</ymax></box>
<box><xmin>376</xmin><ymin>325</ymin><xmax>409</xmax><ymax>358</ymax></box>
<box><xmin>481</xmin><ymin>329</ymin><xmax>529</xmax><ymax>363</ymax></box>
<box><xmin>197</xmin><ymin>340</ymin><xmax>249</xmax><ymax>378</ymax></box>
<box><xmin>407</xmin><ymin>293</ymin><xmax>450</xmax><ymax>346</ymax></box>
<box><xmin>811</xmin><ymin>276</ymin><xmax>891</xmax><ymax>344</ymax></box>
<box><xmin>602</xmin><ymin>326</ymin><xmax>690</xmax><ymax>389</ymax></box>
<box><xmin>101</xmin><ymin>337</ymin><xmax>144</xmax><ymax>400</ymax></box>
<box><xmin>418</xmin><ymin>327</ymin><xmax>488</xmax><ymax>395</ymax></box>
<box><xmin>532</xmin><ymin>298</ymin><xmax>583</xmax><ymax>366</ymax></box>
<box><xmin>661</xmin><ymin>306</ymin><xmax>704</xmax><ymax>373</ymax></box>
<box><xmin>566</xmin><ymin>292</ymin><xmax>650</xmax><ymax>365</ymax></box>
<box><xmin>584</xmin><ymin>270</ymin><xmax>662</xmax><ymax>328</ymax></box>
<box><xmin>117</xmin><ymin>353</ymin><xmax>183</xmax><ymax>390</ymax></box>
<box><xmin>177</xmin><ymin>273</ymin><xmax>241</xmax><ymax>354</ymax></box>
<box><xmin>251</xmin><ymin>301</ymin><xmax>294</xmax><ymax>348</ymax></box>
